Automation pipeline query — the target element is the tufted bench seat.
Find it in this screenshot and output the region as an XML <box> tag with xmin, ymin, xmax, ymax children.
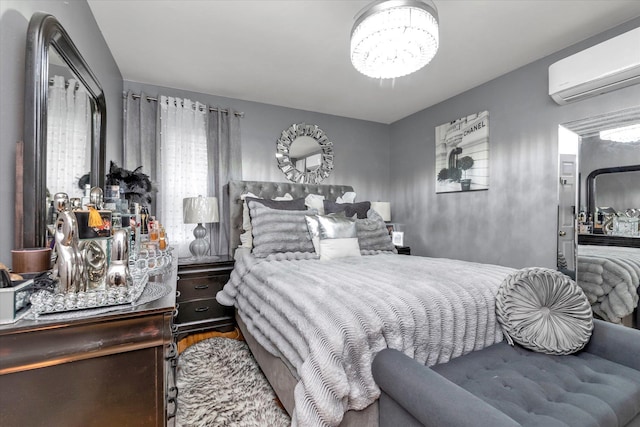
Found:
<box><xmin>373</xmin><ymin>319</ymin><xmax>640</xmax><ymax>427</ymax></box>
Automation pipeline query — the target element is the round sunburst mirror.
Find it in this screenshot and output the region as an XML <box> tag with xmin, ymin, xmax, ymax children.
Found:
<box><xmin>276</xmin><ymin>123</ymin><xmax>334</xmax><ymax>184</ymax></box>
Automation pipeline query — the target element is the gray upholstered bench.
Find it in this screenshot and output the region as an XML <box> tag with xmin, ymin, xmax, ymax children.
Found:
<box><xmin>373</xmin><ymin>319</ymin><xmax>640</xmax><ymax>427</ymax></box>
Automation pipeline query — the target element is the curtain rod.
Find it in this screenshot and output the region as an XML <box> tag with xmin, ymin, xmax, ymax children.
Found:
<box><xmin>125</xmin><ymin>93</ymin><xmax>245</xmax><ymax>117</ymax></box>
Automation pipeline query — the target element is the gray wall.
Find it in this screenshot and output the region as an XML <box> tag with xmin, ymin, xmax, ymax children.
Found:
<box><xmin>123</xmin><ymin>81</ymin><xmax>392</xmax><ymax>204</ymax></box>
<box><xmin>389</xmin><ymin>18</ymin><xmax>640</xmax><ymax>268</ymax></box>
<box><xmin>0</xmin><ymin>0</ymin><xmax>122</xmax><ymax>266</ymax></box>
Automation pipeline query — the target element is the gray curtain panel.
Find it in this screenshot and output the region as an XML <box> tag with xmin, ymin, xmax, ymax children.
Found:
<box><xmin>123</xmin><ymin>91</ymin><xmax>158</xmax><ymax>179</ymax></box>
<box><xmin>208</xmin><ymin>108</ymin><xmax>243</xmax><ymax>255</ymax></box>
<box><xmin>123</xmin><ymin>92</ymin><xmax>242</xmax><ymax>256</ymax></box>
<box><xmin>123</xmin><ymin>91</ymin><xmax>159</xmax><ymax>212</ymax></box>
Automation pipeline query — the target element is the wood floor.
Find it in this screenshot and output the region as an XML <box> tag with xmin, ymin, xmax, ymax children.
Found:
<box><xmin>177</xmin><ymin>327</ymin><xmax>243</xmax><ymax>354</ymax></box>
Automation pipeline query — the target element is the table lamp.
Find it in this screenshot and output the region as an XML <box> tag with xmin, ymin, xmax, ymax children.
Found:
<box><xmin>183</xmin><ymin>196</ymin><xmax>219</xmax><ymax>259</ymax></box>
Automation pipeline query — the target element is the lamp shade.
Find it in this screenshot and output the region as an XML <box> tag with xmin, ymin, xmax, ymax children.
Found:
<box><xmin>351</xmin><ymin>0</ymin><xmax>439</xmax><ymax>79</ymax></box>
<box><xmin>370</xmin><ymin>201</ymin><xmax>391</xmax><ymax>222</ymax></box>
<box><xmin>183</xmin><ymin>196</ymin><xmax>219</xmax><ymax>224</ymax></box>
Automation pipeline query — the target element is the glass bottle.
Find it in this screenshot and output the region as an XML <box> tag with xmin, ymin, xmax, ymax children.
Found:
<box><xmin>159</xmin><ymin>225</ymin><xmax>167</xmax><ymax>251</ymax></box>
<box><xmin>140</xmin><ymin>206</ymin><xmax>149</xmax><ymax>236</ymax></box>
<box><xmin>149</xmin><ymin>221</ymin><xmax>159</xmax><ymax>244</ymax></box>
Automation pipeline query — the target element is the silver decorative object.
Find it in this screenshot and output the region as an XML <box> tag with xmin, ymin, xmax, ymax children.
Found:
<box><xmin>69</xmin><ymin>198</ymin><xmax>82</xmax><ymax>210</ymax></box>
<box><xmin>106</xmin><ymin>229</ymin><xmax>130</xmax><ymax>287</ymax></box>
<box><xmin>53</xmin><ymin>192</ymin><xmax>69</xmax><ymax>213</ymax></box>
<box><xmin>90</xmin><ymin>186</ymin><xmax>104</xmax><ymax>209</ymax></box>
<box><xmin>54</xmin><ymin>209</ymin><xmax>86</xmax><ymax>293</ymax></box>
<box><xmin>276</xmin><ymin>123</ymin><xmax>334</xmax><ymax>184</ymax></box>
<box><xmin>81</xmin><ymin>239</ymin><xmax>108</xmax><ymax>291</ymax></box>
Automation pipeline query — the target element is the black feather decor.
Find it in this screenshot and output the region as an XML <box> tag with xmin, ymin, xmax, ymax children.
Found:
<box><xmin>106</xmin><ymin>161</ymin><xmax>153</xmax><ymax>206</ymax></box>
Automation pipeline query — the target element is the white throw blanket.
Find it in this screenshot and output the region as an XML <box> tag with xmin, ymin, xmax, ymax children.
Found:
<box><xmin>577</xmin><ymin>245</ymin><xmax>640</xmax><ymax>323</ymax></box>
<box><xmin>217</xmin><ymin>250</ymin><xmax>514</xmax><ymax>427</ymax></box>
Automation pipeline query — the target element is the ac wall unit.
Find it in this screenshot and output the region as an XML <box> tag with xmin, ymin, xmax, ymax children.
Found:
<box><xmin>549</xmin><ymin>27</ymin><xmax>640</xmax><ymax>105</ymax></box>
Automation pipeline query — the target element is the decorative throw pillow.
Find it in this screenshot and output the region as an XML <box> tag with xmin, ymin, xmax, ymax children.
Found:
<box><xmin>319</xmin><ymin>239</ymin><xmax>361</xmax><ymax>261</ymax></box>
<box><xmin>239</xmin><ymin>193</ymin><xmax>301</xmax><ymax>248</ymax></box>
<box><xmin>356</xmin><ymin>210</ymin><xmax>396</xmax><ymax>252</ymax></box>
<box><xmin>247</xmin><ymin>202</ymin><xmax>315</xmax><ymax>257</ymax></box>
<box><xmin>305</xmin><ymin>212</ymin><xmax>348</xmax><ymax>254</ymax></box>
<box><xmin>495</xmin><ymin>267</ymin><xmax>593</xmax><ymax>355</ymax></box>
<box><xmin>323</xmin><ymin>200</ymin><xmax>371</xmax><ymax>219</ymax></box>
<box><xmin>316</xmin><ymin>214</ymin><xmax>360</xmax><ymax>261</ymax></box>
<box><xmin>304</xmin><ymin>194</ymin><xmax>325</xmax><ymax>214</ymax></box>
<box><xmin>336</xmin><ymin>192</ymin><xmax>356</xmax><ymax>204</ymax></box>
<box><xmin>244</xmin><ymin>196</ymin><xmax>306</xmax><ymax>210</ymax></box>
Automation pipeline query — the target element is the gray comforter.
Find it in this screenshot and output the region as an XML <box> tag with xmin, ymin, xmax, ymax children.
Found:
<box><xmin>217</xmin><ymin>250</ymin><xmax>514</xmax><ymax>427</ymax></box>
<box><xmin>577</xmin><ymin>245</ymin><xmax>640</xmax><ymax>323</ymax></box>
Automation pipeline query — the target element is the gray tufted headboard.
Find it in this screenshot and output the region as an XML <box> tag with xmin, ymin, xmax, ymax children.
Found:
<box><xmin>227</xmin><ymin>180</ymin><xmax>354</xmax><ymax>254</ymax></box>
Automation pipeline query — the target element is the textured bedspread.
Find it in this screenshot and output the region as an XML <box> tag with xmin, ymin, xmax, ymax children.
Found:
<box><xmin>577</xmin><ymin>245</ymin><xmax>640</xmax><ymax>323</ymax></box>
<box><xmin>217</xmin><ymin>250</ymin><xmax>514</xmax><ymax>427</ymax></box>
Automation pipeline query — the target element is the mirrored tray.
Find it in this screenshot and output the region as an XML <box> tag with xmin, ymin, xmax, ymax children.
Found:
<box><xmin>131</xmin><ymin>247</ymin><xmax>174</xmax><ymax>275</ymax></box>
<box><xmin>30</xmin><ymin>271</ymin><xmax>149</xmax><ymax>316</ymax></box>
<box><xmin>29</xmin><ymin>248</ymin><xmax>174</xmax><ymax>317</ymax></box>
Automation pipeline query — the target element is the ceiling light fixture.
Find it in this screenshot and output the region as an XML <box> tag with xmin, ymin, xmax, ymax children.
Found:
<box><xmin>350</xmin><ymin>0</ymin><xmax>439</xmax><ymax>79</ymax></box>
<box><xmin>599</xmin><ymin>123</ymin><xmax>640</xmax><ymax>143</ymax></box>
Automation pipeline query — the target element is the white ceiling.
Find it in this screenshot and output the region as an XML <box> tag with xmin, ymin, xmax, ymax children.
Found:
<box><xmin>87</xmin><ymin>0</ymin><xmax>640</xmax><ymax>124</ymax></box>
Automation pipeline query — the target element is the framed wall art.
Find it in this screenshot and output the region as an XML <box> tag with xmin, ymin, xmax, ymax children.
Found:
<box><xmin>391</xmin><ymin>231</ymin><xmax>404</xmax><ymax>247</ymax></box>
<box><xmin>435</xmin><ymin>110</ymin><xmax>489</xmax><ymax>193</ymax></box>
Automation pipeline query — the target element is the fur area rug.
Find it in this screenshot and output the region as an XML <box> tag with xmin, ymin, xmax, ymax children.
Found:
<box><xmin>176</xmin><ymin>337</ymin><xmax>290</xmax><ymax>427</ymax></box>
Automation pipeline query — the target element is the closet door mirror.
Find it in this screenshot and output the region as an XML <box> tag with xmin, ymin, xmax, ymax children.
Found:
<box><xmin>22</xmin><ymin>12</ymin><xmax>106</xmax><ymax>248</ymax></box>
<box><xmin>557</xmin><ymin>106</ymin><xmax>640</xmax><ymax>325</ymax></box>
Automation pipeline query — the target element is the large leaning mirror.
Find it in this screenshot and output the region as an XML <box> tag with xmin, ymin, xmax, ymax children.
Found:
<box><xmin>276</xmin><ymin>123</ymin><xmax>334</xmax><ymax>184</ymax></box>
<box><xmin>557</xmin><ymin>105</ymin><xmax>640</xmax><ymax>328</ymax></box>
<box><xmin>22</xmin><ymin>12</ymin><xmax>106</xmax><ymax>248</ymax></box>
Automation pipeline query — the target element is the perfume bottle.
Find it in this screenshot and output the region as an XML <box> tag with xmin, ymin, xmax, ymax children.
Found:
<box><xmin>140</xmin><ymin>206</ymin><xmax>149</xmax><ymax>236</ymax></box>
<box><xmin>159</xmin><ymin>226</ymin><xmax>168</xmax><ymax>251</ymax></box>
<box><xmin>81</xmin><ymin>184</ymin><xmax>91</xmax><ymax>208</ymax></box>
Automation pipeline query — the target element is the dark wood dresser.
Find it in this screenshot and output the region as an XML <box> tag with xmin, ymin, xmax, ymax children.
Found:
<box><xmin>0</xmin><ymin>270</ymin><xmax>177</xmax><ymax>427</ymax></box>
<box><xmin>174</xmin><ymin>255</ymin><xmax>235</xmax><ymax>340</ymax></box>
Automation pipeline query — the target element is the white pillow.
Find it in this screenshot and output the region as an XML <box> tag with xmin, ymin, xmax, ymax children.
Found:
<box><xmin>305</xmin><ymin>194</ymin><xmax>325</xmax><ymax>214</ymax></box>
<box><xmin>319</xmin><ymin>238</ymin><xmax>361</xmax><ymax>261</ymax></box>
<box><xmin>336</xmin><ymin>191</ymin><xmax>356</xmax><ymax>204</ymax></box>
<box><xmin>239</xmin><ymin>192</ymin><xmax>293</xmax><ymax>248</ymax></box>
<box><xmin>316</xmin><ymin>213</ymin><xmax>361</xmax><ymax>260</ymax></box>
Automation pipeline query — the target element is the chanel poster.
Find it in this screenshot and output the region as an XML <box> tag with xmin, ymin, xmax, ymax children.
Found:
<box><xmin>435</xmin><ymin>111</ymin><xmax>489</xmax><ymax>193</ymax></box>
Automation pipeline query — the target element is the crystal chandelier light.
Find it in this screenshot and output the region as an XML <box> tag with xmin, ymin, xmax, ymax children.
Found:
<box><xmin>599</xmin><ymin>123</ymin><xmax>640</xmax><ymax>143</ymax></box>
<box><xmin>350</xmin><ymin>0</ymin><xmax>439</xmax><ymax>79</ymax></box>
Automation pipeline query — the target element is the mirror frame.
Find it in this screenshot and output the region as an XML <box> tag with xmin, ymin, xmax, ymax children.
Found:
<box><xmin>586</xmin><ymin>164</ymin><xmax>640</xmax><ymax>219</ymax></box>
<box><xmin>23</xmin><ymin>12</ymin><xmax>106</xmax><ymax>248</ymax></box>
<box><xmin>276</xmin><ymin>123</ymin><xmax>334</xmax><ymax>184</ymax></box>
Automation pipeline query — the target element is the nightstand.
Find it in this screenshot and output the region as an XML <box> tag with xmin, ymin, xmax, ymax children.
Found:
<box><xmin>396</xmin><ymin>246</ymin><xmax>411</xmax><ymax>255</ymax></box>
<box><xmin>174</xmin><ymin>255</ymin><xmax>235</xmax><ymax>340</ymax></box>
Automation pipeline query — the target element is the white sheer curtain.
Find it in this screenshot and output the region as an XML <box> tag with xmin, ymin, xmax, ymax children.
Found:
<box><xmin>158</xmin><ymin>96</ymin><xmax>209</xmax><ymax>257</ymax></box>
<box><xmin>47</xmin><ymin>75</ymin><xmax>91</xmax><ymax>198</ymax></box>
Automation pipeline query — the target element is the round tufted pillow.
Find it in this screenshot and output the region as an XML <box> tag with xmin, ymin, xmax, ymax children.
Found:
<box><xmin>496</xmin><ymin>267</ymin><xmax>593</xmax><ymax>355</ymax></box>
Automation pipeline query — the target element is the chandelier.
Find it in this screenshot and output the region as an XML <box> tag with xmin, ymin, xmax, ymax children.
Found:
<box><xmin>350</xmin><ymin>0</ymin><xmax>439</xmax><ymax>79</ymax></box>
<box><xmin>599</xmin><ymin>123</ymin><xmax>640</xmax><ymax>143</ymax></box>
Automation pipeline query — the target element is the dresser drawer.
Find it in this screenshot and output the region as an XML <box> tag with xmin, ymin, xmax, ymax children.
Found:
<box><xmin>175</xmin><ymin>298</ymin><xmax>233</xmax><ymax>324</ymax></box>
<box><xmin>177</xmin><ymin>272</ymin><xmax>229</xmax><ymax>302</ymax></box>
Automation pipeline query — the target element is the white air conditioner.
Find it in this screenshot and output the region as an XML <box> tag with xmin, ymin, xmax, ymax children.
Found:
<box><xmin>549</xmin><ymin>27</ymin><xmax>640</xmax><ymax>105</ymax></box>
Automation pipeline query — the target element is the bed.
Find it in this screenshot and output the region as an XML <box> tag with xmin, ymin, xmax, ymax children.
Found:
<box><xmin>217</xmin><ymin>180</ymin><xmax>515</xmax><ymax>427</ymax></box>
<box><xmin>577</xmin><ymin>244</ymin><xmax>640</xmax><ymax>323</ymax></box>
